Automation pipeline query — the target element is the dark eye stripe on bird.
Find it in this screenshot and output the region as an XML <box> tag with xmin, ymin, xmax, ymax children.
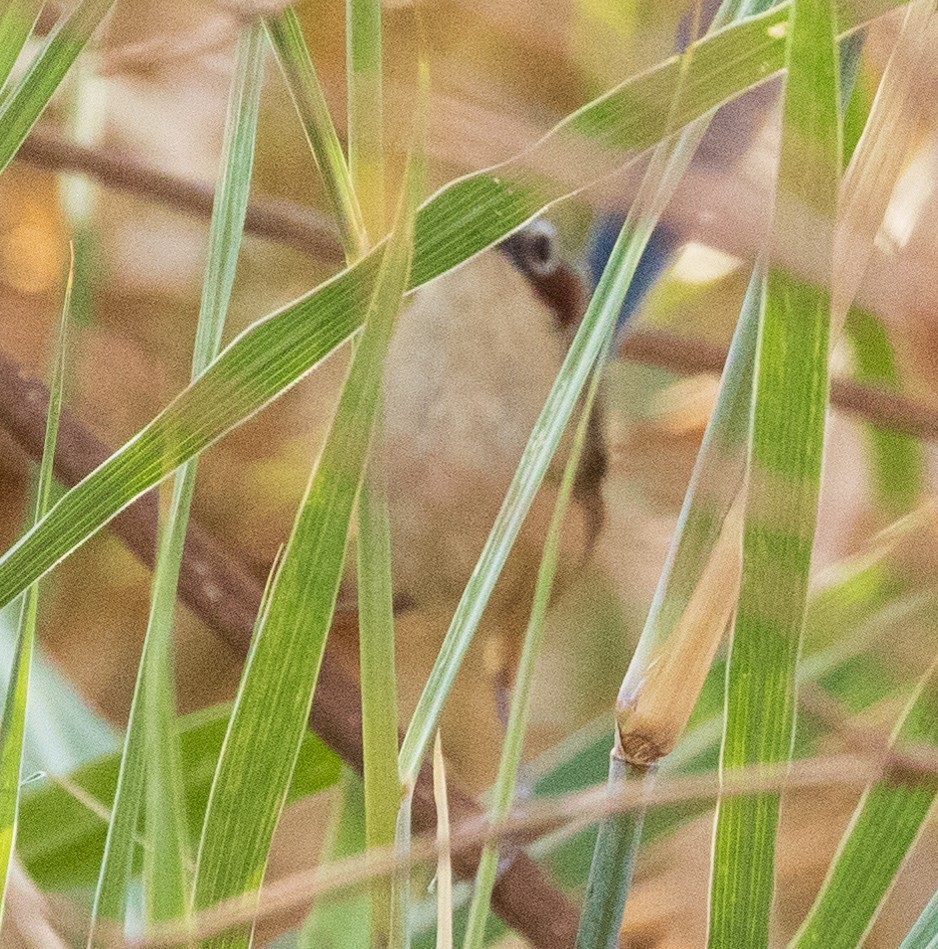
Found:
<box><xmin>499</xmin><ymin>220</ymin><xmax>587</xmax><ymax>331</ymax></box>
<box><xmin>497</xmin><ymin>221</ymin><xmax>609</xmax><ymax>559</ymax></box>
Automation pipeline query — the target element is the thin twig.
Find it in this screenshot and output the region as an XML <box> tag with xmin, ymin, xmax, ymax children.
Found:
<box><xmin>122</xmin><ymin>747</ymin><xmax>920</xmax><ymax>949</ymax></box>
<box><xmin>618</xmin><ymin>327</ymin><xmax>938</xmax><ymax>442</ymax></box>
<box><xmin>16</xmin><ymin>126</ymin><xmax>344</xmax><ymax>262</ymax></box>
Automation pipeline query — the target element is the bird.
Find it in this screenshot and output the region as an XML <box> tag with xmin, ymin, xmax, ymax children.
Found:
<box><xmin>381</xmin><ymin>222</ymin><xmax>605</xmax><ymax>616</ymax></box>
<box><xmin>373</xmin><ymin>222</ymin><xmax>617</xmax><ymax>782</ymax></box>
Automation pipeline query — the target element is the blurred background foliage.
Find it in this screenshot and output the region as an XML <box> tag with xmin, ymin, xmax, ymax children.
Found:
<box><xmin>1</xmin><ymin>0</ymin><xmax>938</xmax><ymax>945</ymax></box>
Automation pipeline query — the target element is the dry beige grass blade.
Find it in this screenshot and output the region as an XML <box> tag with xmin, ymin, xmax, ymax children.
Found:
<box><xmin>433</xmin><ymin>733</ymin><xmax>453</xmax><ymax>949</ymax></box>
<box><xmin>832</xmin><ymin>0</ymin><xmax>938</xmax><ymax>335</ymax></box>
<box><xmin>3</xmin><ymin>861</ymin><xmax>71</xmax><ymax>949</ymax></box>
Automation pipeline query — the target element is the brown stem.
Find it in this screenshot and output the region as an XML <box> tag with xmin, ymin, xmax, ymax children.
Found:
<box><xmin>16</xmin><ymin>127</ymin><xmax>344</xmax><ymax>264</ymax></box>
<box><xmin>0</xmin><ymin>349</ymin><xmax>581</xmax><ymax>948</ymax></box>
<box><xmin>618</xmin><ymin>328</ymin><xmax>938</xmax><ymax>442</ymax></box>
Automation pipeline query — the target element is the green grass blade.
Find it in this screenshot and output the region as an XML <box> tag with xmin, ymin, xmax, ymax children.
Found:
<box><xmin>17</xmin><ymin>703</ymin><xmax>339</xmax><ymax>892</ymax></box>
<box><xmin>270</xmin><ymin>24</ymin><xmax>398</xmax><ymax>930</ymax></box>
<box><xmin>901</xmin><ymin>889</ymin><xmax>938</xmax><ymax>949</ymax></box>
<box><xmin>297</xmin><ymin>772</ymin><xmax>371</xmax><ymax>949</ymax></box>
<box><xmin>347</xmin><ymin>0</ymin><xmax>395</xmax><ymax>931</ymax></box>
<box><xmin>0</xmin><ymin>0</ymin><xmax>42</xmax><ymax>97</ymax></box>
<box><xmin>347</xmin><ymin>0</ymin><xmax>384</xmax><ymax>237</ymax></box>
<box><xmin>190</xmin><ymin>21</ymin><xmax>266</xmax><ymax>381</ymax></box>
<box><xmin>191</xmin><ymin>130</ymin><xmax>424</xmax><ymax>949</ymax></box>
<box><xmin>59</xmin><ymin>56</ymin><xmax>107</xmax><ymax>330</ymax></box>
<box><xmin>265</xmin><ymin>6</ymin><xmax>368</xmax><ymax>258</ymax></box>
<box><xmin>0</xmin><ymin>0</ymin><xmax>904</xmax><ymax>629</ymax></box>
<box><xmin>790</xmin><ymin>661</ymin><xmax>938</xmax><ymax>948</ymax></box>
<box><xmin>0</xmin><ymin>264</ymin><xmax>70</xmax><ymax>932</ymax></box>
<box><xmin>463</xmin><ymin>354</ymin><xmax>606</xmax><ymax>949</ymax></box>
<box><xmin>707</xmin><ymin>0</ymin><xmax>842</xmax><ymax>943</ymax></box>
<box><xmin>575</xmin><ymin>759</ymin><xmax>649</xmax><ymax>949</ymax></box>
<box><xmin>390</xmin><ymin>782</ymin><xmax>413</xmax><ymax>949</ymax></box>
<box><xmin>144</xmin><ymin>20</ymin><xmax>266</xmax><ymax>925</ymax></box>
<box><xmin>87</xmin><ymin>699</ymin><xmax>145</xmax><ymax>934</ymax></box>
<box><xmin>358</xmin><ymin>450</ymin><xmax>401</xmax><ymax>944</ymax></box>
<box><xmin>87</xmin><ymin>22</ymin><xmax>265</xmax><ymax>941</ymax></box>
<box><xmin>573</xmin><ymin>265</ymin><xmax>762</xmax><ymax>949</ymax></box>
<box><xmin>615</xmin><ymin>267</ymin><xmax>761</xmax><ymax>762</ymax></box>
<box><xmin>844</xmin><ymin>307</ymin><xmax>923</xmax><ymax>514</ymax></box>
<box><xmin>0</xmin><ymin>0</ymin><xmax>114</xmax><ymax>175</ymax></box>
<box><xmin>841</xmin><ymin>41</ymin><xmax>873</xmax><ymax>165</ymax></box>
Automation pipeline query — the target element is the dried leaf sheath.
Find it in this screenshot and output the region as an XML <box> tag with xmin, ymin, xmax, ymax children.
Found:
<box><xmin>616</xmin><ymin>496</ymin><xmax>744</xmax><ymax>766</ymax></box>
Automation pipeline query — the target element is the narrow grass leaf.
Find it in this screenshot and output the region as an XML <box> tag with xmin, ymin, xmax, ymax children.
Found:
<box><xmin>274</xmin><ymin>0</ymin><xmax>405</xmax><ymax>929</ymax></box>
<box><xmin>464</xmin><ymin>353</ymin><xmax>606</xmax><ymax>949</ymax></box>
<box><xmin>433</xmin><ymin>734</ymin><xmax>452</xmax><ymax>949</ymax></box>
<box><xmin>272</xmin><ymin>2</ymin><xmax>402</xmax><ymax>941</ymax></box>
<box><xmin>347</xmin><ymin>6</ymin><xmax>396</xmax><ymax>939</ymax></box>
<box><xmin>17</xmin><ymin>704</ymin><xmax>339</xmax><ymax>892</ymax></box>
<box><xmin>59</xmin><ymin>57</ymin><xmax>107</xmax><ymax>330</ymax></box>
<box><xmin>901</xmin><ymin>888</ymin><xmax>938</xmax><ymax>949</ymax></box>
<box><xmin>575</xmin><ymin>758</ymin><xmax>649</xmax><ymax>949</ymax></box>
<box><xmin>841</xmin><ymin>43</ymin><xmax>873</xmax><ymax>166</ymax></box>
<box><xmin>265</xmin><ymin>6</ymin><xmax>368</xmax><ymax>258</ymax></box>
<box><xmin>347</xmin><ymin>0</ymin><xmax>385</xmax><ymax>237</ymax></box>
<box><xmin>297</xmin><ymin>772</ymin><xmax>371</xmax><ymax>949</ymax></box>
<box><xmin>708</xmin><ymin>0</ymin><xmax>841</xmax><ymax>943</ymax></box>
<box><xmin>143</xmin><ymin>20</ymin><xmax>266</xmax><ymax>926</ymax></box>
<box><xmin>0</xmin><ymin>0</ymin><xmax>114</xmax><ymax>174</ymax></box>
<box><xmin>790</xmin><ymin>659</ymin><xmax>938</xmax><ymax>948</ymax></box>
<box><xmin>615</xmin><ymin>269</ymin><xmax>762</xmax><ymax>764</ymax></box>
<box><xmin>844</xmin><ymin>306</ymin><xmax>923</xmax><ymax>514</ymax></box>
<box><xmin>87</xmin><ymin>694</ymin><xmax>144</xmax><ymax>934</ymax></box>
<box><xmin>87</xmin><ymin>23</ymin><xmax>265</xmax><ymax>941</ymax></box>
<box><xmin>191</xmin><ymin>129</ymin><xmax>424</xmax><ymax>949</ymax></box>
<box><xmin>0</xmin><ymin>0</ymin><xmax>906</xmax><ymax>633</ymax></box>
<box><xmin>358</xmin><ymin>451</ymin><xmax>401</xmax><ymax>943</ymax></box>
<box><xmin>0</xmin><ymin>0</ymin><xmax>42</xmax><ymax>97</ymax></box>
<box><xmin>0</xmin><ymin>263</ymin><xmax>70</xmax><ymax>931</ymax></box>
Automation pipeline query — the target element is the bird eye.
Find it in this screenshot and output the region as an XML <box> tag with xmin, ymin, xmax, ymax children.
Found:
<box><xmin>526</xmin><ymin>227</ymin><xmax>554</xmax><ymax>269</ymax></box>
<box><xmin>500</xmin><ymin>219</ymin><xmax>558</xmax><ymax>278</ymax></box>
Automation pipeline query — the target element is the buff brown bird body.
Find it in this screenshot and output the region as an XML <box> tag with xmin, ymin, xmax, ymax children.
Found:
<box><xmin>374</xmin><ymin>224</ymin><xmax>606</xmax><ymax>773</ymax></box>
